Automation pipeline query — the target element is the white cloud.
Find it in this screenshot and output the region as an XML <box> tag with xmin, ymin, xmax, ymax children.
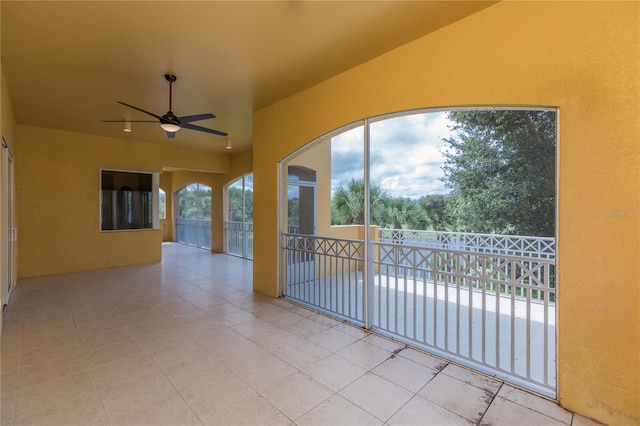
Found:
<box><xmin>331</xmin><ymin>111</ymin><xmax>453</xmax><ymax>199</ymax></box>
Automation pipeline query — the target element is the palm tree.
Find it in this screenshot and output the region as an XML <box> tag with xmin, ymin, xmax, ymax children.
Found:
<box><xmin>332</xmin><ymin>179</ymin><xmax>388</xmax><ymax>225</ymax></box>
<box><xmin>384</xmin><ymin>198</ymin><xmax>426</xmax><ymax>230</ymax></box>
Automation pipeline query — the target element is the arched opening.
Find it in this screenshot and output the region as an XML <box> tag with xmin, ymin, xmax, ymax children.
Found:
<box><xmin>175</xmin><ymin>183</ymin><xmax>212</xmax><ymax>249</ymax></box>
<box><xmin>280</xmin><ymin>107</ymin><xmax>557</xmax><ymax>397</ymax></box>
<box><xmin>225</xmin><ymin>174</ymin><xmax>254</xmax><ymax>259</ymax></box>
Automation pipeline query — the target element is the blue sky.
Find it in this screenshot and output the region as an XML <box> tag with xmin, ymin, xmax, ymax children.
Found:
<box><xmin>331</xmin><ymin>111</ymin><xmax>454</xmax><ymax>199</ymax></box>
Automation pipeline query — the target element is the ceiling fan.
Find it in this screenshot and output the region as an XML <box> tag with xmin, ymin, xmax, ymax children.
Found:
<box><xmin>104</xmin><ymin>74</ymin><xmax>228</xmax><ymax>139</ymax></box>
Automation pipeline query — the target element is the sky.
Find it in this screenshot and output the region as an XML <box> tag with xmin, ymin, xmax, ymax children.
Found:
<box><xmin>330</xmin><ymin>111</ymin><xmax>455</xmax><ymax>199</ymax></box>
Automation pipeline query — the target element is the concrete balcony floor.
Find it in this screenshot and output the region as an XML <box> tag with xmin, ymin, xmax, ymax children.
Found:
<box><xmin>1</xmin><ymin>243</ymin><xmax>600</xmax><ymax>425</ymax></box>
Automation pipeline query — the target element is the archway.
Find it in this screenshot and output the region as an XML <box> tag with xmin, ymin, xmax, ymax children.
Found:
<box><xmin>175</xmin><ymin>183</ymin><xmax>212</xmax><ymax>249</ymax></box>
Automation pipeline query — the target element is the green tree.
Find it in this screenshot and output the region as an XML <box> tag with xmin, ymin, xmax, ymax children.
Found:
<box><xmin>331</xmin><ymin>179</ymin><xmax>388</xmax><ymax>225</ymax></box>
<box><xmin>419</xmin><ymin>194</ymin><xmax>454</xmax><ymax>231</ymax></box>
<box><xmin>382</xmin><ymin>197</ymin><xmax>426</xmax><ymax>230</ymax></box>
<box><xmin>442</xmin><ymin>110</ymin><xmax>556</xmax><ymax>236</ymax></box>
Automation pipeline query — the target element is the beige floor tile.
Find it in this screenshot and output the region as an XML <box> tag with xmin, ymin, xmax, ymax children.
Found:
<box><xmin>79</xmin><ymin>325</ymin><xmax>134</xmax><ymax>350</ymax></box>
<box><xmin>273</xmin><ymin>339</ymin><xmax>331</xmax><ymax>369</ymax></box>
<box><xmin>146</xmin><ymin>333</ymin><xmax>208</xmax><ymax>362</ymax></box>
<box><xmin>1</xmin><ymin>367</ymin><xmax>19</xmax><ymax>394</ymax></box>
<box><xmin>296</xmin><ymin>394</ymin><xmax>383</xmax><ymax>426</ymax></box>
<box><xmin>251</xmin><ymin>327</ymin><xmax>304</xmax><ymax>352</ymax></box>
<box><xmin>339</xmin><ymin>372</ymin><xmax>414</xmax><ymax>422</ymax></box>
<box><xmin>136</xmin><ymin>326</ymin><xmax>194</xmax><ymax>353</ymax></box>
<box><xmin>165</xmin><ymin>308</ymin><xmax>211</xmax><ymax>325</ymax></box>
<box><xmin>14</xmin><ymin>392</ymin><xmax>108</xmax><ymax>426</ymax></box>
<box><xmin>75</xmin><ymin>315</ymin><xmax>125</xmax><ymax>337</ymax></box>
<box><xmin>398</xmin><ymin>347</ymin><xmax>448</xmax><ymax>371</ymax></box>
<box><xmin>15</xmin><ymin>372</ymin><xmax>96</xmax><ymax>414</ymax></box>
<box><xmin>282</xmin><ymin>317</ymin><xmax>331</xmax><ymax>338</ymax></box>
<box><xmin>441</xmin><ymin>363</ymin><xmax>502</xmax><ymax>393</ymax></box>
<box><xmin>125</xmin><ymin>315</ymin><xmax>180</xmax><ymax>337</ymax></box>
<box><xmin>226</xmin><ymin>351</ymin><xmax>298</xmax><ymax>391</ymax></box>
<box><xmin>480</xmin><ymin>396</ymin><xmax>567</xmax><ymax>426</ymax></box>
<box><xmin>200</xmin><ymin>301</ymin><xmax>244</xmax><ymax>317</ymax></box>
<box><xmin>174</xmin><ymin>368</ymin><xmax>255</xmax><ymax>417</ymax></box>
<box><xmin>71</xmin><ymin>307</ymin><xmax>119</xmax><ymax>325</ymax></box>
<box><xmin>419</xmin><ymin>373</ymin><xmax>495</xmax><ymax>422</ymax></box>
<box><xmin>361</xmin><ymin>334</ymin><xmax>405</xmax><ymax>352</ymax></box>
<box><xmin>372</xmin><ymin>355</ymin><xmax>438</xmax><ymax>392</ymax></box>
<box><xmin>85</xmin><ymin>336</ymin><xmax>146</xmax><ymax>366</ymax></box>
<box><xmin>306</xmin><ymin>327</ymin><xmax>360</xmax><ymax>353</ymax></box>
<box><xmin>21</xmin><ymin>319</ymin><xmax>77</xmax><ymax>345</ymax></box>
<box><xmin>303</xmin><ymin>354</ymin><xmax>367</xmax><ymax>392</ymax></box>
<box><xmin>305</xmin><ymin>312</ymin><xmax>344</xmax><ymax>327</ymax></box>
<box><xmin>218</xmin><ymin>309</ymin><xmax>258</xmax><ymax>327</ymax></box>
<box><xmin>498</xmin><ymin>384</ymin><xmax>572</xmax><ymax>424</ymax></box>
<box><xmin>203</xmin><ymin>393</ymin><xmax>290</xmax><ymax>425</ymax></box>
<box><xmin>259</xmin><ymin>371</ymin><xmax>334</xmax><ymax>420</ymax></box>
<box><xmin>154</xmin><ymin>347</ymin><xmax>228</xmax><ymax>385</ymax></box>
<box><xmin>388</xmin><ymin>394</ymin><xmax>473</xmax><ymax>425</ymax></box>
<box><xmin>67</xmin><ymin>295</ymin><xmax>111</xmax><ymax>310</ymax></box>
<box><xmin>18</xmin><ymin>352</ymin><xmax>88</xmax><ymax>389</ymax></box>
<box><xmin>336</xmin><ymin>340</ymin><xmax>392</xmax><ymax>370</ymax></box>
<box><xmin>232</xmin><ymin>318</ymin><xmax>281</xmax><ymax>339</ymax></box>
<box><xmin>19</xmin><ymin>335</ymin><xmax>84</xmax><ymax>368</ymax></box>
<box><xmin>1</xmin><ymin>391</ymin><xmax>16</xmax><ymax>425</ymax></box>
<box><xmin>103</xmin><ymin>387</ymin><xmax>202</xmax><ymax>426</ymax></box>
<box><xmin>90</xmin><ymin>353</ymin><xmax>166</xmax><ymax>397</ymax></box>
<box><xmin>333</xmin><ymin>322</ymin><xmax>371</xmax><ymax>338</ymax></box>
<box><xmin>259</xmin><ymin>308</ymin><xmax>307</xmax><ymax>327</ymax></box>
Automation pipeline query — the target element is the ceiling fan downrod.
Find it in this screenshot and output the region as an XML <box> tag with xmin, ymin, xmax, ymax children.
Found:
<box><xmin>165</xmin><ymin>73</ymin><xmax>177</xmax><ymax>113</ymax></box>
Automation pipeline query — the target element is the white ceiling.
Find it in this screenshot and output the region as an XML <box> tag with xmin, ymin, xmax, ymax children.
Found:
<box><xmin>1</xmin><ymin>1</ymin><xmax>496</xmax><ymax>154</ymax></box>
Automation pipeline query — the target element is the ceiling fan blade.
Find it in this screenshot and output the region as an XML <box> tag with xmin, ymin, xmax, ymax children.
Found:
<box><xmin>179</xmin><ymin>113</ymin><xmax>216</xmax><ymax>123</ymax></box>
<box><xmin>181</xmin><ymin>122</ymin><xmax>228</xmax><ymax>137</ymax></box>
<box><xmin>166</xmin><ymin>131</ymin><xmax>176</xmax><ymax>139</ymax></box>
<box><xmin>116</xmin><ymin>101</ymin><xmax>163</xmax><ymax>121</ymax></box>
<box><xmin>102</xmin><ymin>120</ymin><xmax>158</xmax><ymax>123</ymax></box>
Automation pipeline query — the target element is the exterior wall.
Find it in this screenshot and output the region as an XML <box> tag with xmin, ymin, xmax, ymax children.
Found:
<box><xmin>170</xmin><ymin>170</ymin><xmax>223</xmax><ymax>253</ymax></box>
<box><xmin>253</xmin><ymin>2</ymin><xmax>639</xmax><ymax>424</ymax></box>
<box><xmin>15</xmin><ymin>125</ymin><xmax>230</xmax><ymax>277</ymax></box>
<box><xmin>1</xmin><ymin>64</ymin><xmax>18</xmax><ymax>335</ymax></box>
<box><xmin>218</xmin><ymin>149</ymin><xmax>253</xmax><ymax>222</ymax></box>
<box><xmin>159</xmin><ymin>172</ymin><xmax>173</xmax><ymax>242</ymax></box>
<box><xmin>283</xmin><ymin>136</ymin><xmax>332</xmax><ymax>236</ymax></box>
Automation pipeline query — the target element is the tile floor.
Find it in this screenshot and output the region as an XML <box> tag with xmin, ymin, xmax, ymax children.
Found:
<box><xmin>1</xmin><ymin>243</ymin><xmax>601</xmax><ymax>425</ymax></box>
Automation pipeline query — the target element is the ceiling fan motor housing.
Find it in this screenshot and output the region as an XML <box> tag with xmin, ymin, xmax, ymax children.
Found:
<box><xmin>161</xmin><ymin>111</ymin><xmax>180</xmax><ymax>125</ymax></box>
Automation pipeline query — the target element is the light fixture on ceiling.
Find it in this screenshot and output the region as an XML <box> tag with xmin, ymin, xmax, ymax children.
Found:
<box><xmin>124</xmin><ymin>121</ymin><xmax>132</xmax><ymax>132</ymax></box>
<box><xmin>226</xmin><ymin>138</ymin><xmax>232</xmax><ymax>150</ymax></box>
<box><xmin>160</xmin><ymin>122</ymin><xmax>181</xmax><ymax>133</ymax></box>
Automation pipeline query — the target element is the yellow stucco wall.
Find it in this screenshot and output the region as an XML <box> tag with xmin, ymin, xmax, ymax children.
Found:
<box><xmin>15</xmin><ymin>125</ymin><xmax>231</xmax><ymax>277</ymax></box>
<box><xmin>1</xmin><ymin>64</ymin><xmax>18</xmax><ymax>335</ymax></box>
<box><xmin>253</xmin><ymin>2</ymin><xmax>639</xmax><ymax>424</ymax></box>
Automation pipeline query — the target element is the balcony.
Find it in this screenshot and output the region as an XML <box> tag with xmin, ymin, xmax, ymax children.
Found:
<box><xmin>283</xmin><ymin>229</ymin><xmax>556</xmax><ymax>397</ymax></box>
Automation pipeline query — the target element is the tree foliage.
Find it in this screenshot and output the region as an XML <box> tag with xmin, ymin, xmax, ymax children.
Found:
<box><xmin>442</xmin><ymin>110</ymin><xmax>556</xmax><ymax>236</ymax></box>
<box><xmin>228</xmin><ymin>186</ymin><xmax>253</xmax><ymax>222</ymax></box>
<box><xmin>331</xmin><ymin>179</ymin><xmax>388</xmax><ymax>226</ymax></box>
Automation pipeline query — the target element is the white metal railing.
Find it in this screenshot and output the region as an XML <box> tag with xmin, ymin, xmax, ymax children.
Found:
<box><xmin>373</xmin><ymin>240</ymin><xmax>556</xmax><ymax>396</ymax></box>
<box><xmin>379</xmin><ymin>229</ymin><xmax>555</xmax><ymax>260</ymax></box>
<box><xmin>175</xmin><ymin>218</ymin><xmax>212</xmax><ymax>249</ymax></box>
<box><xmin>282</xmin><ymin>233</ymin><xmax>364</xmax><ymax>324</ymax></box>
<box><xmin>282</xmin><ymin>230</ymin><xmax>556</xmax><ymax>398</ymax></box>
<box><xmin>225</xmin><ymin>221</ymin><xmax>253</xmax><ymax>259</ymax></box>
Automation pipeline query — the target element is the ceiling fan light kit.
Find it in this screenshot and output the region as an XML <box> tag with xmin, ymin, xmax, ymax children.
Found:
<box><xmin>104</xmin><ymin>73</ymin><xmax>227</xmax><ymax>140</ymax></box>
